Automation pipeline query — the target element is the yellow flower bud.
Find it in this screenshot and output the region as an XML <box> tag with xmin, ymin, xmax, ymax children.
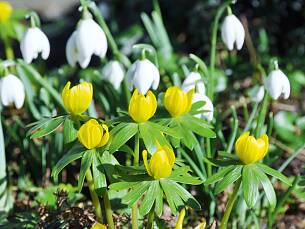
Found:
<box><xmin>164</xmin><ymin>86</ymin><xmax>194</xmax><ymax>117</ymax></box>
<box><xmin>91</xmin><ymin>222</ymin><xmax>107</xmax><ymax>229</ymax></box>
<box><xmin>78</xmin><ymin>119</ymin><xmax>109</xmax><ymax>149</ymax></box>
<box><xmin>235</xmin><ymin>132</ymin><xmax>269</xmax><ymax>164</ymax></box>
<box><xmin>175</xmin><ymin>208</ymin><xmax>186</xmax><ymax>229</ymax></box>
<box><xmin>142</xmin><ymin>146</ymin><xmax>175</xmax><ymax>180</ymax></box>
<box><xmin>128</xmin><ymin>89</ymin><xmax>157</xmax><ymax>123</ymax></box>
<box><xmin>0</xmin><ymin>1</ymin><xmax>12</xmax><ymax>23</ymax></box>
<box><xmin>62</xmin><ymin>81</ymin><xmax>93</xmax><ymax>115</ymax></box>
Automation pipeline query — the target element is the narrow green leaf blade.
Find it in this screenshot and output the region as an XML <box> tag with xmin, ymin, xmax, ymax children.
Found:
<box><xmin>257</xmin><ymin>163</ymin><xmax>291</xmax><ymax>186</ymax></box>
<box><xmin>31</xmin><ymin>116</ymin><xmax>66</xmax><ymax>139</ymax></box>
<box><xmin>204</xmin><ymin>166</ymin><xmax>234</xmax><ymax>186</ymax></box>
<box><xmin>78</xmin><ymin>149</ymin><xmax>94</xmax><ymax>192</ymax></box>
<box><xmin>139</xmin><ymin>181</ymin><xmax>158</xmax><ymax>216</ymax></box>
<box><xmin>214</xmin><ymin>166</ymin><xmax>242</xmax><ymax>194</ymax></box>
<box><xmin>242</xmin><ymin>165</ymin><xmax>259</xmax><ymax>208</ymax></box>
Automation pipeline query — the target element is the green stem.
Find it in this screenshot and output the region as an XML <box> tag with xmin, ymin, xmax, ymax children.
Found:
<box><xmin>268</xmin><ymin>176</ymin><xmax>299</xmax><ymax>228</ymax></box>
<box><xmin>86</xmin><ymin>169</ymin><xmax>103</xmax><ymax>223</ymax></box>
<box><xmin>103</xmin><ymin>190</ymin><xmax>115</xmax><ymax>229</ymax></box>
<box><xmin>219</xmin><ymin>178</ymin><xmax>241</xmax><ymax>229</ymax></box>
<box><xmin>132</xmin><ymin>133</ymin><xmax>140</xmax><ymax>229</ymax></box>
<box><xmin>206</xmin><ymin>138</ymin><xmax>212</xmax><ymax>178</ymax></box>
<box><xmin>3</xmin><ymin>38</ymin><xmax>14</xmax><ymax>60</ymax></box>
<box><xmin>208</xmin><ymin>0</ymin><xmax>233</xmax><ymax>101</ymax></box>
<box><xmin>255</xmin><ymin>93</ymin><xmax>269</xmax><ymax>138</ymax></box>
<box><xmin>147</xmin><ymin>205</ymin><xmax>155</xmax><ymax>229</ymax></box>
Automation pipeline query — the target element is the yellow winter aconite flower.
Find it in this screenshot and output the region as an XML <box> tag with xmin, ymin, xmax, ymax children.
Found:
<box><xmin>0</xmin><ymin>1</ymin><xmax>12</xmax><ymax>23</ymax></box>
<box><xmin>91</xmin><ymin>222</ymin><xmax>107</xmax><ymax>229</ymax></box>
<box><xmin>164</xmin><ymin>86</ymin><xmax>194</xmax><ymax>117</ymax></box>
<box><xmin>175</xmin><ymin>208</ymin><xmax>186</xmax><ymax>229</ymax></box>
<box><xmin>78</xmin><ymin>119</ymin><xmax>109</xmax><ymax>149</ymax></box>
<box><xmin>62</xmin><ymin>81</ymin><xmax>93</xmax><ymax>115</ymax></box>
<box><xmin>142</xmin><ymin>146</ymin><xmax>175</xmax><ymax>180</ymax></box>
<box><xmin>128</xmin><ymin>89</ymin><xmax>157</xmax><ymax>123</ymax></box>
<box><xmin>235</xmin><ymin>132</ymin><xmax>269</xmax><ymax>164</ymax></box>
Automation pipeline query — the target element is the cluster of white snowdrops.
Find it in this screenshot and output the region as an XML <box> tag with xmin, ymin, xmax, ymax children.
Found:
<box><xmin>2</xmin><ymin>9</ymin><xmax>291</xmax><ymax>121</ymax></box>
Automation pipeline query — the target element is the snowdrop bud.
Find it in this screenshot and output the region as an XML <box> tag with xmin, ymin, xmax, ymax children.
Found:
<box><xmin>193</xmin><ymin>93</ymin><xmax>214</xmax><ymax>122</ymax></box>
<box><xmin>250</xmin><ymin>86</ymin><xmax>265</xmax><ymax>103</ymax></box>
<box><xmin>102</xmin><ymin>61</ymin><xmax>125</xmax><ymax>89</ymax></box>
<box><xmin>127</xmin><ymin>59</ymin><xmax>160</xmax><ymax>95</ymax></box>
<box><xmin>264</xmin><ymin>69</ymin><xmax>290</xmax><ymax>100</ymax></box>
<box><xmin>0</xmin><ymin>74</ymin><xmax>25</xmax><ymax>109</ymax></box>
<box><xmin>182</xmin><ymin>72</ymin><xmax>205</xmax><ymax>94</ymax></box>
<box><xmin>221</xmin><ymin>14</ymin><xmax>245</xmax><ymax>51</ymax></box>
<box><xmin>66</xmin><ymin>18</ymin><xmax>107</xmax><ymax>68</ymax></box>
<box><xmin>20</xmin><ymin>27</ymin><xmax>50</xmax><ymax>64</ymax></box>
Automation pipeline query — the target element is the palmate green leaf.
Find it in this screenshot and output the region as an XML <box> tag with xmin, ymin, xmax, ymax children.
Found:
<box><xmin>148</xmin><ymin>121</ymin><xmax>181</xmax><ymax>138</ymax></box>
<box><xmin>78</xmin><ymin>149</ymin><xmax>94</xmax><ymax>192</ymax></box>
<box><xmin>92</xmin><ymin>152</ymin><xmax>107</xmax><ymax>196</ymax></box>
<box><xmin>30</xmin><ymin>116</ymin><xmax>66</xmax><ymax>139</ymax></box>
<box><xmin>257</xmin><ymin>163</ymin><xmax>291</xmax><ymax>186</ymax></box>
<box><xmin>169</xmin><ymin>180</ymin><xmax>201</xmax><ymax>210</ymax></box>
<box><xmin>26</xmin><ymin>118</ymin><xmax>54</xmax><ymax>137</ymax></box>
<box><xmin>122</xmin><ymin>181</ymin><xmax>150</xmax><ymax>207</ymax></box>
<box><xmin>214</xmin><ymin>166</ymin><xmax>242</xmax><ymax>194</ymax></box>
<box><xmin>254</xmin><ymin>166</ymin><xmax>277</xmax><ymax>209</ymax></box>
<box><xmin>109</xmin><ymin>181</ymin><xmax>140</xmax><ymax>191</ymax></box>
<box><xmin>204</xmin><ymin>166</ymin><xmax>235</xmax><ymax>185</ymax></box>
<box><xmin>139</xmin><ymin>180</ymin><xmax>159</xmax><ymax>216</ymax></box>
<box><xmin>63</xmin><ymin>118</ymin><xmax>77</xmax><ymax>144</ymax></box>
<box><xmin>52</xmin><ymin>144</ymin><xmax>85</xmax><ymax>181</ymax></box>
<box><xmin>109</xmin><ymin>123</ymin><xmax>138</xmax><ymax>153</ymax></box>
<box><xmin>98</xmin><ymin>151</ymin><xmax>120</xmax><ymax>183</ymax></box>
<box><xmin>170</xmin><ymin>166</ymin><xmax>203</xmax><ymax>185</ymax></box>
<box><xmin>181</xmin><ymin>114</ymin><xmax>215</xmax><ymax>138</ymax></box>
<box><xmin>242</xmin><ymin>165</ymin><xmax>259</xmax><ymax>208</ymax></box>
<box><xmin>154</xmin><ymin>182</ymin><xmax>164</xmax><ymax>217</ymax></box>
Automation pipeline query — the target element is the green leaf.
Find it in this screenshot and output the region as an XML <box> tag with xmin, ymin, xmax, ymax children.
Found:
<box><xmin>139</xmin><ymin>123</ymin><xmax>157</xmax><ymax>154</ymax></box>
<box><xmin>78</xmin><ymin>149</ymin><xmax>94</xmax><ymax>192</ymax></box>
<box><xmin>63</xmin><ymin>118</ymin><xmax>78</xmax><ymax>144</ymax></box>
<box><xmin>52</xmin><ymin>144</ymin><xmax>85</xmax><ymax>180</ymax></box>
<box><xmin>181</xmin><ymin>115</ymin><xmax>215</xmax><ymax>138</ymax></box>
<box><xmin>122</xmin><ymin>181</ymin><xmax>150</xmax><ymax>207</ymax></box>
<box><xmin>242</xmin><ymin>165</ymin><xmax>259</xmax><ymax>208</ymax></box>
<box><xmin>154</xmin><ymin>182</ymin><xmax>164</xmax><ymax>217</ymax></box>
<box><xmin>139</xmin><ymin>181</ymin><xmax>159</xmax><ymax>216</ymax></box>
<box><xmin>170</xmin><ymin>181</ymin><xmax>201</xmax><ymax>209</ymax></box>
<box><xmin>109</xmin><ymin>181</ymin><xmax>140</xmax><ymax>191</ymax></box>
<box><xmin>148</xmin><ymin>121</ymin><xmax>181</xmax><ymax>138</ymax></box>
<box><xmin>214</xmin><ymin>166</ymin><xmax>242</xmax><ymax>194</ymax></box>
<box><xmin>257</xmin><ymin>163</ymin><xmax>291</xmax><ymax>186</ymax></box>
<box><xmin>204</xmin><ymin>166</ymin><xmax>234</xmax><ymax>185</ymax></box>
<box><xmin>254</xmin><ymin>166</ymin><xmax>277</xmax><ymax>209</ymax></box>
<box><xmin>109</xmin><ymin>123</ymin><xmax>138</xmax><ymax>153</ymax></box>
<box><xmin>30</xmin><ymin>116</ymin><xmax>66</xmax><ymax>139</ymax></box>
<box><xmin>92</xmin><ymin>152</ymin><xmax>107</xmax><ymax>195</ymax></box>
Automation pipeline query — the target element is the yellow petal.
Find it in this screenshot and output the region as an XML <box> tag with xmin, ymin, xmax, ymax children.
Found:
<box><xmin>98</xmin><ymin>124</ymin><xmax>110</xmax><ymax>147</ymax></box>
<box><xmin>175</xmin><ymin>208</ymin><xmax>186</xmax><ymax>229</ymax></box>
<box><xmin>77</xmin><ymin>119</ymin><xmax>102</xmax><ymax>149</ymax></box>
<box><xmin>149</xmin><ymin>149</ymin><xmax>172</xmax><ymax>179</ymax></box>
<box><xmin>142</xmin><ymin>150</ymin><xmax>152</xmax><ymax>176</ymax></box>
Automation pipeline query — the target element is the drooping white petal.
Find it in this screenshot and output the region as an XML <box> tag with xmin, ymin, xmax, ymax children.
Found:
<box><xmin>0</xmin><ymin>74</ymin><xmax>25</xmax><ymax>109</ymax></box>
<box><xmin>250</xmin><ymin>86</ymin><xmax>265</xmax><ymax>103</ymax></box>
<box><xmin>193</xmin><ymin>93</ymin><xmax>214</xmax><ymax>121</ymax></box>
<box><xmin>264</xmin><ymin>69</ymin><xmax>290</xmax><ymax>100</ymax></box>
<box><xmin>127</xmin><ymin>59</ymin><xmax>160</xmax><ymax>94</ymax></box>
<box><xmin>75</xmin><ymin>19</ymin><xmax>108</xmax><ymax>68</ymax></box>
<box><xmin>221</xmin><ymin>14</ymin><xmax>245</xmax><ymax>51</ymax></box>
<box><xmin>66</xmin><ymin>32</ymin><xmax>79</xmax><ymax>67</ymax></box>
<box><xmin>20</xmin><ymin>27</ymin><xmax>50</xmax><ymax>64</ymax></box>
<box><xmin>102</xmin><ymin>61</ymin><xmax>125</xmax><ymax>89</ymax></box>
<box><xmin>182</xmin><ymin>72</ymin><xmax>205</xmax><ymax>94</ymax></box>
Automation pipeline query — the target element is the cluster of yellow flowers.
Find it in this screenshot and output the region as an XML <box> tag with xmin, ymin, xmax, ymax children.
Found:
<box><xmin>61</xmin><ymin>81</ymin><xmax>269</xmax><ymax>181</ymax></box>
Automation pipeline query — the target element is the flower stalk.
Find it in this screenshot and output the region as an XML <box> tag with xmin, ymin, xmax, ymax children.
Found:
<box><xmin>146</xmin><ymin>205</ymin><xmax>155</xmax><ymax>229</ymax></box>
<box><xmin>86</xmin><ymin>169</ymin><xmax>103</xmax><ymax>223</ymax></box>
<box><xmin>103</xmin><ymin>190</ymin><xmax>115</xmax><ymax>229</ymax></box>
<box><xmin>132</xmin><ymin>133</ymin><xmax>140</xmax><ymax>229</ymax></box>
<box><xmin>219</xmin><ymin>178</ymin><xmax>241</xmax><ymax>229</ymax></box>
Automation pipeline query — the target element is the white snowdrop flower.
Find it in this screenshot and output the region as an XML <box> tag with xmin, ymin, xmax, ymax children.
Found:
<box><xmin>20</xmin><ymin>27</ymin><xmax>50</xmax><ymax>64</ymax></box>
<box><xmin>102</xmin><ymin>61</ymin><xmax>125</xmax><ymax>90</ymax></box>
<box><xmin>182</xmin><ymin>72</ymin><xmax>205</xmax><ymax>95</ymax></box>
<box><xmin>127</xmin><ymin>59</ymin><xmax>160</xmax><ymax>95</ymax></box>
<box><xmin>264</xmin><ymin>69</ymin><xmax>290</xmax><ymax>100</ymax></box>
<box><xmin>250</xmin><ymin>86</ymin><xmax>265</xmax><ymax>102</ymax></box>
<box><xmin>66</xmin><ymin>18</ymin><xmax>107</xmax><ymax>68</ymax></box>
<box><xmin>221</xmin><ymin>14</ymin><xmax>245</xmax><ymax>51</ymax></box>
<box><xmin>0</xmin><ymin>74</ymin><xmax>25</xmax><ymax>109</ymax></box>
<box><xmin>193</xmin><ymin>93</ymin><xmax>214</xmax><ymax>122</ymax></box>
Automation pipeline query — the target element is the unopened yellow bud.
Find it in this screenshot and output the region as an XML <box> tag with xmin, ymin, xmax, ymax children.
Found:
<box><xmin>78</xmin><ymin>119</ymin><xmax>109</xmax><ymax>149</ymax></box>
<box><xmin>0</xmin><ymin>1</ymin><xmax>12</xmax><ymax>23</ymax></box>
<box><xmin>164</xmin><ymin>86</ymin><xmax>194</xmax><ymax>117</ymax></box>
<box><xmin>62</xmin><ymin>81</ymin><xmax>93</xmax><ymax>115</ymax></box>
<box><xmin>235</xmin><ymin>132</ymin><xmax>269</xmax><ymax>164</ymax></box>
<box><xmin>175</xmin><ymin>208</ymin><xmax>186</xmax><ymax>229</ymax></box>
<box><xmin>142</xmin><ymin>146</ymin><xmax>175</xmax><ymax>180</ymax></box>
<box><xmin>128</xmin><ymin>89</ymin><xmax>157</xmax><ymax>123</ymax></box>
<box><xmin>91</xmin><ymin>222</ymin><xmax>107</xmax><ymax>229</ymax></box>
